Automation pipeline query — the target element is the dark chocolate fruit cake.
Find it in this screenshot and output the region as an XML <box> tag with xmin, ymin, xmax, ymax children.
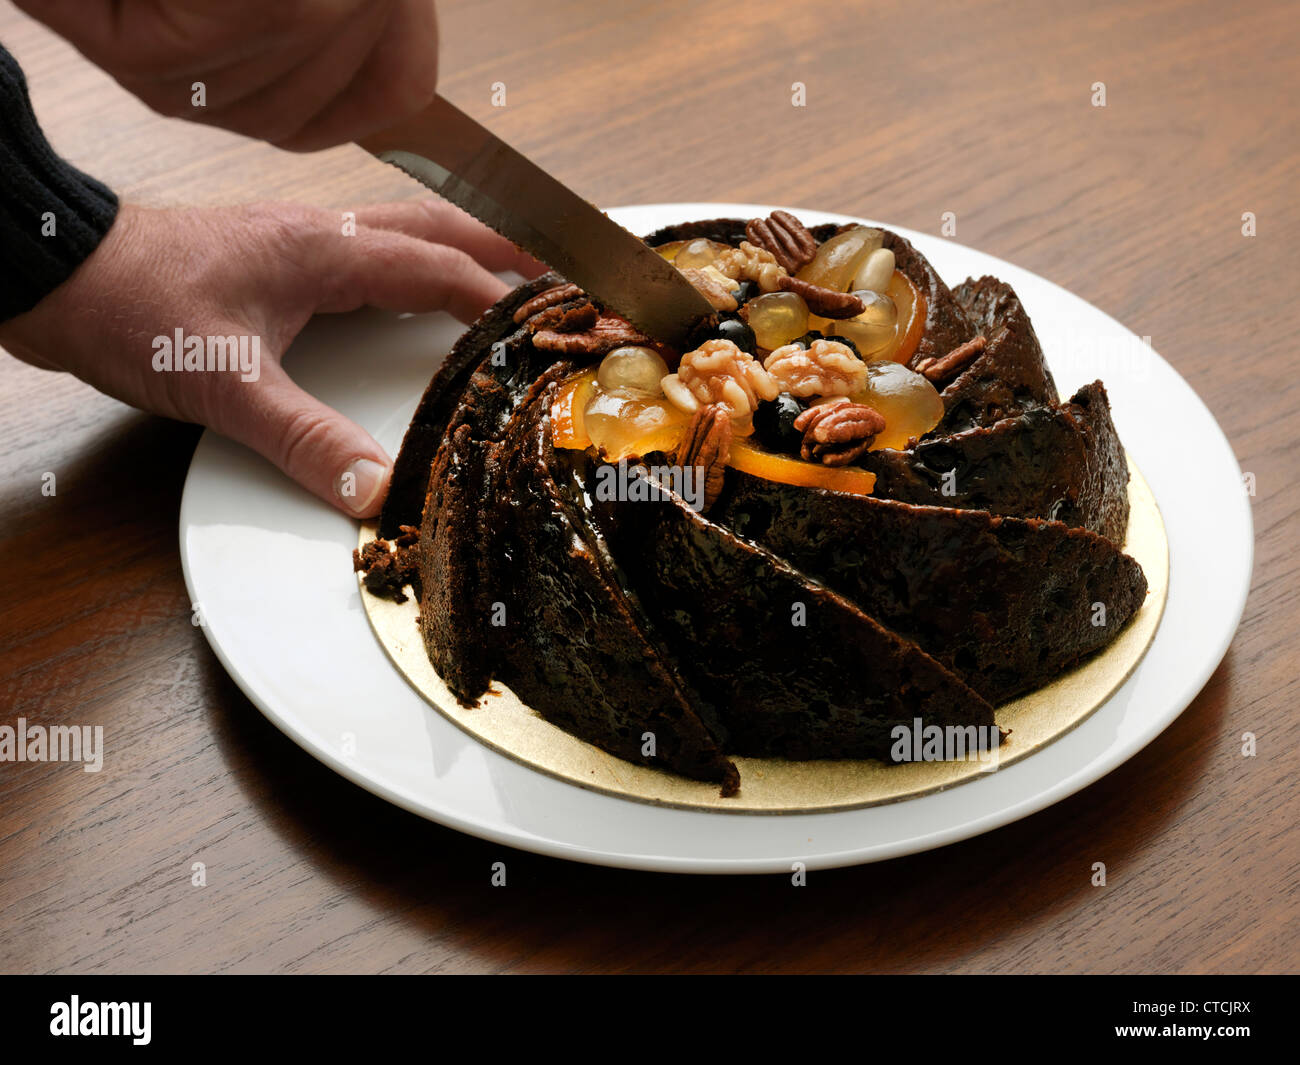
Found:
<box><xmin>356</xmin><ymin>212</ymin><xmax>1147</xmax><ymax>797</ymax></box>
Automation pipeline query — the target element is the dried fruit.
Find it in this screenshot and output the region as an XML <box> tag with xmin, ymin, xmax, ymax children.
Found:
<box><xmin>822</xmin><ymin>289</ymin><xmax>898</xmax><ymax>357</ymax></box>
<box><xmin>653</xmin><ymin>239</ymin><xmax>689</xmax><ymax>262</ymax></box>
<box><xmin>764</xmin><ymin>337</ymin><xmax>868</xmax><ymax>398</ymax></box>
<box><xmin>743</xmin><ymin>290</ymin><xmax>810</xmax><ymax>350</ymax></box>
<box><xmin>847</xmin><ymin>360</ymin><xmax>943</xmax><ymax>450</ymax></box>
<box><xmin>597</xmin><ymin>346</ymin><xmax>670</xmax><ymax>394</ymax></box>
<box><xmin>796</xmin><ymin>226</ymin><xmax>884</xmax><ymax>292</ymax></box>
<box><xmin>551</xmin><ymin>369</ymin><xmax>599</xmax><ymax>449</ymax></box>
<box><xmin>584</xmin><ymin>387</ymin><xmax>692</xmax><ymax>461</ymax></box>
<box><xmin>851</xmin><ymin>247</ymin><xmax>896</xmax><ymax>294</ymax></box>
<box><xmin>674</xmin><ymin>237</ymin><xmax>733</xmax><ymax>270</ymax></box>
<box><xmin>728</xmin><ymin>439</ymin><xmax>877</xmax><ymax>495</ymax></box>
<box><xmin>752</xmin><ymin>392</ymin><xmax>807</xmax><ymax>454</ymax></box>
<box><xmin>661</xmin><ymin>338</ymin><xmax>780</xmax><ymax>417</ymax></box>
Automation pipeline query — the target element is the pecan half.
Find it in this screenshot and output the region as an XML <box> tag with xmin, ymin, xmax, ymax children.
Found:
<box><xmin>914</xmin><ymin>335</ymin><xmax>987</xmax><ymax>383</ymax></box>
<box><xmin>776</xmin><ymin>275</ymin><xmax>865</xmax><ymax>319</ymax></box>
<box><xmin>513</xmin><ymin>282</ymin><xmax>583</xmax><ymax>324</ymax></box>
<box><xmin>525</xmin><ymin>300</ymin><xmax>598</xmax><ymax>334</ymax></box>
<box><xmin>531</xmin><ymin>315</ymin><xmax>656</xmax><ymax>357</ymax></box>
<box><xmin>673</xmin><ymin>403</ymin><xmax>732</xmax><ymax>511</ymax></box>
<box><xmin>746</xmin><ymin>210</ymin><xmax>818</xmax><ymax>273</ymax></box>
<box><xmin>793</xmin><ymin>398</ymin><xmax>885</xmax><ymax>466</ymax></box>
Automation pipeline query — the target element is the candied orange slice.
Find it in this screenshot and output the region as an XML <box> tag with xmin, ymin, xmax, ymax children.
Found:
<box><xmin>881</xmin><ymin>270</ymin><xmax>926</xmax><ymax>364</ymax></box>
<box><xmin>551</xmin><ymin>369</ymin><xmax>598</xmax><ymax>449</ymax></box>
<box><xmin>728</xmin><ymin>440</ymin><xmax>876</xmax><ymax>495</ymax></box>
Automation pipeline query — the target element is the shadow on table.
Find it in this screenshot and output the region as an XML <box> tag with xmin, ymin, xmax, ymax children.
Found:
<box><xmin>204</xmin><ymin>643</ymin><xmax>1231</xmax><ymax>974</ymax></box>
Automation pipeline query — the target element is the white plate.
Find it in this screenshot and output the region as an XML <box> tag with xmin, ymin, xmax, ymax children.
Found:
<box><xmin>180</xmin><ymin>203</ymin><xmax>1252</xmax><ymax>874</ymax></box>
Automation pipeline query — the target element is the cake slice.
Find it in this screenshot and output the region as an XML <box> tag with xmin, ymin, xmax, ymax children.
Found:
<box><xmin>586</xmin><ymin>468</ymin><xmax>997</xmax><ymax>762</ymax></box>
<box><xmin>714</xmin><ymin>471</ymin><xmax>1148</xmax><ymax>703</ymax></box>
<box><xmin>936</xmin><ymin>276</ymin><xmax>1060</xmax><ymax>432</ymax></box>
<box><xmin>859</xmin><ymin>381</ymin><xmax>1130</xmax><ymax>542</ymax></box>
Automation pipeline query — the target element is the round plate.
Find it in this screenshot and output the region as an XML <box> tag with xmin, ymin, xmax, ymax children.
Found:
<box><xmin>180</xmin><ymin>203</ymin><xmax>1252</xmax><ymax>873</ymax></box>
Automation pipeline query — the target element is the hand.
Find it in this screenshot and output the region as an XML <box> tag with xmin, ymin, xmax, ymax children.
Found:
<box><xmin>17</xmin><ymin>0</ymin><xmax>440</xmax><ymax>151</ymax></box>
<box><xmin>0</xmin><ymin>198</ymin><xmax>546</xmax><ymax>516</ymax></box>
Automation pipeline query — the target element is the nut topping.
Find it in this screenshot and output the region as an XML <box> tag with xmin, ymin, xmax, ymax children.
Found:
<box><xmin>679</xmin><ymin>265</ymin><xmax>739</xmax><ymax>312</ymax></box>
<box><xmin>914</xmin><ymin>335</ymin><xmax>987</xmax><ymax>383</ymax></box>
<box><xmin>793</xmin><ymin>398</ymin><xmax>886</xmax><ymax>466</ymax></box>
<box><xmin>661</xmin><ymin>338</ymin><xmax>780</xmax><ymax>417</ymax></box>
<box><xmin>513</xmin><ymin>282</ymin><xmax>584</xmax><ymax>324</ymax></box>
<box><xmin>764</xmin><ymin>338</ymin><xmax>868</xmax><ymax>398</ymax></box>
<box><xmin>713</xmin><ymin>240</ymin><xmax>788</xmax><ymax>293</ymax></box>
<box><xmin>745</xmin><ymin>210</ymin><xmax>818</xmax><ymax>273</ymax></box>
<box><xmin>673</xmin><ymin>403</ymin><xmax>733</xmax><ymax>511</ymax></box>
<box><xmin>525</xmin><ymin>300</ymin><xmax>599</xmax><ymax>334</ymax></box>
<box><xmin>532</xmin><ymin>315</ymin><xmax>658</xmax><ymax>357</ymax></box>
<box><xmin>776</xmin><ymin>275</ymin><xmax>865</xmax><ymax>319</ymax></box>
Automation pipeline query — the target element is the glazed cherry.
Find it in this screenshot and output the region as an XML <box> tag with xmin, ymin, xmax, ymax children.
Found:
<box><xmin>752</xmin><ymin>392</ymin><xmax>807</xmax><ymax>454</ymax></box>
<box><xmin>687</xmin><ymin>315</ymin><xmax>758</xmax><ymax>356</ymax></box>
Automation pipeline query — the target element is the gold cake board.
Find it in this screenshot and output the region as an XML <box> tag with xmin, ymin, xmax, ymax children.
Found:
<box><xmin>359</xmin><ymin>457</ymin><xmax>1168</xmax><ymax>814</ymax></box>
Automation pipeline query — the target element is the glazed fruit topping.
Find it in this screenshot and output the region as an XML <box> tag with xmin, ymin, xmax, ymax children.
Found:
<box><xmin>551</xmin><ymin>214</ymin><xmax>945</xmax><ymax>486</ymax></box>
<box><xmin>752</xmin><ymin>392</ymin><xmax>806</xmax><ymax>453</ymax></box>
<box><xmin>797</xmin><ymin>226</ymin><xmax>883</xmax><ymax>292</ymax></box>
<box><xmin>597</xmin><ymin>345</ymin><xmax>670</xmax><ymax>393</ymax></box>
<box><xmin>843</xmin><ymin>360</ymin><xmax>943</xmax><ymax>450</ymax></box>
<box><xmin>742</xmin><ymin>290</ymin><xmax>810</xmax><ymax>350</ymax></box>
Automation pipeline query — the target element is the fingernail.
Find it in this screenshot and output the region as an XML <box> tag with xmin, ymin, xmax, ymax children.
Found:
<box><xmin>336</xmin><ymin>458</ymin><xmax>389</xmax><ymax>516</ymax></box>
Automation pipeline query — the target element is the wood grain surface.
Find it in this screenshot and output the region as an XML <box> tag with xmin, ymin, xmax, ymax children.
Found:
<box><xmin>1</xmin><ymin>0</ymin><xmax>1296</xmax><ymax>974</ymax></box>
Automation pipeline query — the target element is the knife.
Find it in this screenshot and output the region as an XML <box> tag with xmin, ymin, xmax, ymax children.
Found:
<box><xmin>358</xmin><ymin>95</ymin><xmax>715</xmax><ymax>349</ymax></box>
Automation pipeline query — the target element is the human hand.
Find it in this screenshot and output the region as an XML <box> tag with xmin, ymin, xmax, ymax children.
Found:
<box><xmin>16</xmin><ymin>0</ymin><xmax>440</xmax><ymax>151</ymax></box>
<box><xmin>0</xmin><ymin>198</ymin><xmax>546</xmax><ymax>516</ymax></box>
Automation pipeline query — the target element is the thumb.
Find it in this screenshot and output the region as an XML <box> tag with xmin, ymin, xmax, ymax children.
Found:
<box><xmin>212</xmin><ymin>363</ymin><xmax>392</xmax><ymax>518</ymax></box>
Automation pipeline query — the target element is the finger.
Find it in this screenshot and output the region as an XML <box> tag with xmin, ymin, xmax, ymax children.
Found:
<box><xmin>209</xmin><ymin>362</ymin><xmax>392</xmax><ymax>518</ymax></box>
<box><xmin>352</xmin><ymin>199</ymin><xmax>549</xmax><ymax>278</ymax></box>
<box><xmin>180</xmin><ymin>4</ymin><xmax>395</xmax><ymax>147</ymax></box>
<box><xmin>274</xmin><ymin>0</ymin><xmax>440</xmax><ymax>152</ymax></box>
<box><xmin>312</xmin><ymin>226</ymin><xmax>511</xmax><ymax>321</ymax></box>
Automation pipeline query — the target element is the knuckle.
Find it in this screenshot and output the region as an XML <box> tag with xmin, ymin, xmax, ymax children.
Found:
<box><xmin>275</xmin><ymin>405</ymin><xmax>335</xmax><ymax>475</ymax></box>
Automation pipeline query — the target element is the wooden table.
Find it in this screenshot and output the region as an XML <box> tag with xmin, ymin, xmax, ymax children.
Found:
<box><xmin>2</xmin><ymin>0</ymin><xmax>1295</xmax><ymax>974</ymax></box>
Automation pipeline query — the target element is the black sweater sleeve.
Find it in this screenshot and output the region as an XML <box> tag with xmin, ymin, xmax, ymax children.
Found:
<box><xmin>1</xmin><ymin>42</ymin><xmax>119</xmax><ymax>323</ymax></box>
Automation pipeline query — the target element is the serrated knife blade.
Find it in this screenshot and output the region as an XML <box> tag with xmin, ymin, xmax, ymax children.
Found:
<box><xmin>358</xmin><ymin>95</ymin><xmax>715</xmax><ymax>348</ymax></box>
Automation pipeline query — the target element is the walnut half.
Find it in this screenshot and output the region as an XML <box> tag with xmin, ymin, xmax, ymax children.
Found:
<box><xmin>763</xmin><ymin>338</ymin><xmax>868</xmax><ymax>398</ymax></box>
<box><xmin>661</xmin><ymin>339</ymin><xmax>780</xmax><ymax>417</ymax></box>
